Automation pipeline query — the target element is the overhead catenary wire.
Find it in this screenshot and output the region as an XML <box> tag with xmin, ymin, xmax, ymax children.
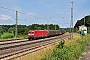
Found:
<box><xmin>49</xmin><ymin>9</ymin><xmax>70</xmax><ymax>18</ymax></box>
<box><xmin>22</xmin><ymin>0</ymin><xmax>69</xmax><ymax>19</ymax></box>
<box><xmin>0</xmin><ymin>6</ymin><xmax>15</xmax><ymax>12</ymax></box>
<box><xmin>0</xmin><ymin>6</ymin><xmax>38</xmax><ymax>18</ymax></box>
<box><xmin>22</xmin><ymin>0</ymin><xmax>44</xmax><ymax>20</ymax></box>
<box><xmin>21</xmin><ymin>0</ymin><xmax>71</xmax><ymax>21</ymax></box>
<box><xmin>0</xmin><ymin>4</ymin><xmax>70</xmax><ymax>22</ymax></box>
<box><xmin>18</xmin><ymin>11</ymin><xmax>37</xmax><ymax>17</ymax></box>
<box><xmin>22</xmin><ymin>0</ymin><xmax>52</xmax><ymax>14</ymax></box>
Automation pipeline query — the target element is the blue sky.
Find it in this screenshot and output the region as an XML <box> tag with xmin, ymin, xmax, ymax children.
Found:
<box><xmin>0</xmin><ymin>0</ymin><xmax>90</xmax><ymax>28</ymax></box>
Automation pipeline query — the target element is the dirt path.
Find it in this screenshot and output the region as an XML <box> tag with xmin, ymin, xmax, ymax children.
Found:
<box><xmin>80</xmin><ymin>41</ymin><xmax>90</xmax><ymax>60</ymax></box>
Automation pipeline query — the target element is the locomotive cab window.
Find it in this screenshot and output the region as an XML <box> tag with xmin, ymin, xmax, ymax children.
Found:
<box><xmin>29</xmin><ymin>32</ymin><xmax>34</xmax><ymax>34</ymax></box>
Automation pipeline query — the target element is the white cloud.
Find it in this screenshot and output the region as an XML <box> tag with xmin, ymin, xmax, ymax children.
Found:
<box><xmin>0</xmin><ymin>15</ymin><xmax>13</xmax><ymax>20</ymax></box>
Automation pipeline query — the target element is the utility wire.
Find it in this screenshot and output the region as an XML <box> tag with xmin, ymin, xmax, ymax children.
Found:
<box><xmin>18</xmin><ymin>11</ymin><xmax>37</xmax><ymax>17</ymax></box>
<box><xmin>22</xmin><ymin>0</ymin><xmax>57</xmax><ymax>16</ymax></box>
<box><xmin>50</xmin><ymin>9</ymin><xmax>70</xmax><ymax>18</ymax></box>
<box><xmin>0</xmin><ymin>6</ymin><xmax>38</xmax><ymax>18</ymax></box>
<box><xmin>0</xmin><ymin>5</ymin><xmax>70</xmax><ymax>21</ymax></box>
<box><xmin>22</xmin><ymin>0</ymin><xmax>70</xmax><ymax>20</ymax></box>
<box><xmin>0</xmin><ymin>6</ymin><xmax>15</xmax><ymax>12</ymax></box>
<box><xmin>22</xmin><ymin>0</ymin><xmax>42</xmax><ymax>20</ymax></box>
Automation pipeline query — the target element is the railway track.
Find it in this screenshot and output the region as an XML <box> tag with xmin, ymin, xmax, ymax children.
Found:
<box><xmin>0</xmin><ymin>33</ymin><xmax>72</xmax><ymax>60</ymax></box>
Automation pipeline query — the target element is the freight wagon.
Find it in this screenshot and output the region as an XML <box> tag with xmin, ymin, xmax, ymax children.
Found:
<box><xmin>28</xmin><ymin>30</ymin><xmax>65</xmax><ymax>40</ymax></box>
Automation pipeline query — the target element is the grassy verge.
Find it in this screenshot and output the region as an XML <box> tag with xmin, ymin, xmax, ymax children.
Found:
<box><xmin>41</xmin><ymin>34</ymin><xmax>90</xmax><ymax>60</ymax></box>
<box><xmin>0</xmin><ymin>33</ymin><xmax>27</xmax><ymax>41</ymax></box>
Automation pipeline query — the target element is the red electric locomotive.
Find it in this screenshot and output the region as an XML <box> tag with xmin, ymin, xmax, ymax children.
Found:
<box><xmin>28</xmin><ymin>30</ymin><xmax>65</xmax><ymax>40</ymax></box>
<box><xmin>28</xmin><ymin>30</ymin><xmax>48</xmax><ymax>40</ymax></box>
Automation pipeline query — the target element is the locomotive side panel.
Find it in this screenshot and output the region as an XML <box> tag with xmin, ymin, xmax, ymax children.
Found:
<box><xmin>34</xmin><ymin>30</ymin><xmax>48</xmax><ymax>38</ymax></box>
<box><xmin>28</xmin><ymin>30</ymin><xmax>48</xmax><ymax>40</ymax></box>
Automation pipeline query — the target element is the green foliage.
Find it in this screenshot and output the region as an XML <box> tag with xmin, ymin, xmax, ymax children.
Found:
<box><xmin>87</xmin><ymin>27</ymin><xmax>90</xmax><ymax>33</ymax></box>
<box><xmin>8</xmin><ymin>27</ymin><xmax>15</xmax><ymax>33</ymax></box>
<box><xmin>41</xmin><ymin>35</ymin><xmax>90</xmax><ymax>60</ymax></box>
<box><xmin>75</xmin><ymin>15</ymin><xmax>90</xmax><ymax>28</ymax></box>
<box><xmin>29</xmin><ymin>24</ymin><xmax>60</xmax><ymax>30</ymax></box>
<box><xmin>1</xmin><ymin>33</ymin><xmax>14</xmax><ymax>39</ymax></box>
<box><xmin>0</xmin><ymin>26</ymin><xmax>4</xmax><ymax>36</ymax></box>
<box><xmin>75</xmin><ymin>15</ymin><xmax>90</xmax><ymax>33</ymax></box>
<box><xmin>0</xmin><ymin>24</ymin><xmax>61</xmax><ymax>39</ymax></box>
<box><xmin>57</xmin><ymin>40</ymin><xmax>65</xmax><ymax>49</ymax></box>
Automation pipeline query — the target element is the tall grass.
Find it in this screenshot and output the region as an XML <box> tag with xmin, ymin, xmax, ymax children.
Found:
<box><xmin>0</xmin><ymin>33</ymin><xmax>27</xmax><ymax>40</ymax></box>
<box><xmin>41</xmin><ymin>34</ymin><xmax>90</xmax><ymax>60</ymax></box>
<box><xmin>0</xmin><ymin>33</ymin><xmax>14</xmax><ymax>39</ymax></box>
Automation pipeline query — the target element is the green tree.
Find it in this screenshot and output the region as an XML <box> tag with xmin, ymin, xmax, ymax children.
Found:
<box><xmin>74</xmin><ymin>15</ymin><xmax>90</xmax><ymax>28</ymax></box>
<box><xmin>8</xmin><ymin>27</ymin><xmax>15</xmax><ymax>33</ymax></box>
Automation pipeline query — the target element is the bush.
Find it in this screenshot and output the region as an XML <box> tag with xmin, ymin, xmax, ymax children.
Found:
<box><xmin>1</xmin><ymin>33</ymin><xmax>14</xmax><ymax>39</ymax></box>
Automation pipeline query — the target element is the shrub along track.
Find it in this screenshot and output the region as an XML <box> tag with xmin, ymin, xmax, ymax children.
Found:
<box><xmin>0</xmin><ymin>33</ymin><xmax>73</xmax><ymax>60</ymax></box>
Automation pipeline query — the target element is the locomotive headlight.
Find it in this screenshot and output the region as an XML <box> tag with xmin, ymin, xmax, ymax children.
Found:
<box><xmin>28</xmin><ymin>34</ymin><xmax>31</xmax><ymax>35</ymax></box>
<box><xmin>32</xmin><ymin>34</ymin><xmax>34</xmax><ymax>35</ymax></box>
<box><xmin>28</xmin><ymin>34</ymin><xmax>34</xmax><ymax>35</ymax></box>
